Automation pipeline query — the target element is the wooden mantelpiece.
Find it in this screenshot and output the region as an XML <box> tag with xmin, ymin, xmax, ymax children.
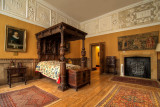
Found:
<box><xmin>35</xmin><ymin>22</ymin><xmax>87</xmax><ymax>91</ymax></box>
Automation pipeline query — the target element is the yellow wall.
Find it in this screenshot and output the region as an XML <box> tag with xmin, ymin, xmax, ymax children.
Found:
<box><xmin>82</xmin><ymin>25</ymin><xmax>160</xmax><ymax>59</ymax></box>
<box><xmin>65</xmin><ymin>40</ymin><xmax>81</xmax><ymax>58</ymax></box>
<box><xmin>0</xmin><ymin>14</ymin><xmax>44</xmax><ymax>59</ymax></box>
<box><xmin>0</xmin><ymin>14</ymin><xmax>81</xmax><ymax>59</ymax></box>
<box><xmin>1</xmin><ymin>14</ymin><xmax>159</xmax><ymax>60</ymax></box>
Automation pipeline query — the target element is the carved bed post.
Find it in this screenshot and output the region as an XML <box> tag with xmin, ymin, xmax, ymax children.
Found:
<box><xmin>58</xmin><ymin>25</ymin><xmax>68</xmax><ymax>91</ymax></box>
<box><xmin>37</xmin><ymin>38</ymin><xmax>43</xmax><ymax>78</ymax></box>
<box><xmin>37</xmin><ymin>38</ymin><xmax>41</xmax><ymax>62</ymax></box>
<box><xmin>81</xmin><ymin>39</ymin><xmax>86</xmax><ymax>68</ymax></box>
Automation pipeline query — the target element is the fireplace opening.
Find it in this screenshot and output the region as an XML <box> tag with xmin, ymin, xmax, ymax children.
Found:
<box><xmin>124</xmin><ymin>57</ymin><xmax>151</xmax><ymax>79</ymax></box>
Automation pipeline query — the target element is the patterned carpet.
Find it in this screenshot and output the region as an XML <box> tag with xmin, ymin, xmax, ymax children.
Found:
<box><xmin>96</xmin><ymin>85</ymin><xmax>160</xmax><ymax>107</ymax></box>
<box><xmin>0</xmin><ymin>86</ymin><xmax>60</xmax><ymax>107</ymax></box>
<box><xmin>111</xmin><ymin>76</ymin><xmax>160</xmax><ymax>88</ymax></box>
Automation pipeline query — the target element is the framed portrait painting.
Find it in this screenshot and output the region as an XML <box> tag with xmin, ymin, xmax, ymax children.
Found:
<box><xmin>5</xmin><ymin>25</ymin><xmax>26</xmax><ymax>52</ymax></box>
<box><xmin>65</xmin><ymin>42</ymin><xmax>70</xmax><ymax>53</ymax></box>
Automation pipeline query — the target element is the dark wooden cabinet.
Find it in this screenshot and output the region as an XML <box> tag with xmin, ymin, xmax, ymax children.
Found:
<box><xmin>68</xmin><ymin>68</ymin><xmax>90</xmax><ymax>91</ymax></box>
<box><xmin>6</xmin><ymin>67</ymin><xmax>27</xmax><ymax>88</ymax></box>
<box><xmin>106</xmin><ymin>56</ymin><xmax>117</xmax><ymax>74</ymax></box>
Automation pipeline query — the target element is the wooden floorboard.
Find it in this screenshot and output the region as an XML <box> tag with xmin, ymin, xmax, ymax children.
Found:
<box><xmin>0</xmin><ymin>70</ymin><xmax>160</xmax><ymax>107</ymax></box>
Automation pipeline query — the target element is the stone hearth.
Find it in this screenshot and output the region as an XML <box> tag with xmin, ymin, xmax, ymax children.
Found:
<box><xmin>119</xmin><ymin>51</ymin><xmax>157</xmax><ymax>80</ymax></box>
<box><xmin>124</xmin><ymin>57</ymin><xmax>151</xmax><ymax>79</ymax></box>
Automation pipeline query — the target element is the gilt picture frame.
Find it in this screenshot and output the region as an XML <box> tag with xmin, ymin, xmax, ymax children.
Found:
<box><xmin>5</xmin><ymin>25</ymin><xmax>26</xmax><ymax>52</ymax></box>
<box><xmin>65</xmin><ymin>42</ymin><xmax>70</xmax><ymax>53</ymax></box>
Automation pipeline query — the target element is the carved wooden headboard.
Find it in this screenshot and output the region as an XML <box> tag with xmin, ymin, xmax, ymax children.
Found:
<box><xmin>37</xmin><ymin>37</ymin><xmax>60</xmax><ymax>61</ymax></box>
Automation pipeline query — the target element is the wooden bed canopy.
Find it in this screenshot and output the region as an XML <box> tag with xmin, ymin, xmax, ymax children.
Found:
<box><xmin>35</xmin><ymin>22</ymin><xmax>87</xmax><ymax>91</ymax></box>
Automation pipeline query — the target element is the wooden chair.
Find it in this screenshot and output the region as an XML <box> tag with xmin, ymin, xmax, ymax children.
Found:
<box><xmin>106</xmin><ymin>56</ymin><xmax>117</xmax><ymax>74</ymax></box>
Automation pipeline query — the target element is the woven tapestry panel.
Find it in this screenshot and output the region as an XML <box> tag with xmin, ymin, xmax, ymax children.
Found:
<box><xmin>118</xmin><ymin>31</ymin><xmax>159</xmax><ymax>51</ymax></box>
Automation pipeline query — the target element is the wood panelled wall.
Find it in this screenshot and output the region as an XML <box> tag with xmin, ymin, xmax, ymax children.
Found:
<box><xmin>0</xmin><ymin>59</ymin><xmax>38</xmax><ymax>85</ymax></box>
<box><xmin>0</xmin><ymin>13</ymin><xmax>160</xmax><ymax>84</ymax></box>
<box><xmin>0</xmin><ymin>14</ymin><xmax>82</xmax><ymax>85</ymax></box>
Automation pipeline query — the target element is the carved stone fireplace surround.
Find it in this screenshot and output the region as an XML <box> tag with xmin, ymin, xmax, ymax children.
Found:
<box><xmin>120</xmin><ymin>51</ymin><xmax>157</xmax><ymax>80</ymax></box>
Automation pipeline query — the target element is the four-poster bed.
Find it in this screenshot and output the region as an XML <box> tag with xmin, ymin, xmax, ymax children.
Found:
<box><xmin>35</xmin><ymin>22</ymin><xmax>88</xmax><ymax>91</ymax></box>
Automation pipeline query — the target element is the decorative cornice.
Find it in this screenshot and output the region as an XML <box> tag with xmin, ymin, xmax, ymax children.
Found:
<box><xmin>80</xmin><ymin>0</ymin><xmax>160</xmax><ymax>38</ymax></box>
<box><xmin>85</xmin><ymin>22</ymin><xmax>160</xmax><ymax>38</ymax></box>
<box><xmin>0</xmin><ymin>0</ymin><xmax>159</xmax><ymax>38</ymax></box>
<box><xmin>0</xmin><ymin>0</ymin><xmax>80</xmax><ymax>28</ymax></box>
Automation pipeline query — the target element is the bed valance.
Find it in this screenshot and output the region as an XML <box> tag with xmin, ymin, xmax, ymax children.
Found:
<box><xmin>36</xmin><ymin>22</ymin><xmax>87</xmax><ymax>41</ymax></box>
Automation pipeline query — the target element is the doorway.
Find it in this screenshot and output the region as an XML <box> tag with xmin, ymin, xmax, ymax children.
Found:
<box><xmin>92</xmin><ymin>45</ymin><xmax>100</xmax><ymax>70</ymax></box>
<box><xmin>90</xmin><ymin>42</ymin><xmax>105</xmax><ymax>74</ymax></box>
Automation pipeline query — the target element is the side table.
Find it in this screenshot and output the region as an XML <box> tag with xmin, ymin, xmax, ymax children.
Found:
<box><xmin>6</xmin><ymin>67</ymin><xmax>27</xmax><ymax>88</ymax></box>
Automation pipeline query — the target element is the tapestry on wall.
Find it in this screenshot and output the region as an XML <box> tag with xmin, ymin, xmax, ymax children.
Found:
<box><xmin>118</xmin><ymin>31</ymin><xmax>159</xmax><ymax>51</ymax></box>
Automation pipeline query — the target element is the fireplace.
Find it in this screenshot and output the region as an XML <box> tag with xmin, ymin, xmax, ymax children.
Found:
<box><xmin>119</xmin><ymin>51</ymin><xmax>157</xmax><ymax>80</ymax></box>
<box><xmin>124</xmin><ymin>57</ymin><xmax>151</xmax><ymax>79</ymax></box>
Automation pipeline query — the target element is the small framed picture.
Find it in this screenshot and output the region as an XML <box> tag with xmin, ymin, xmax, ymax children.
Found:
<box><xmin>65</xmin><ymin>42</ymin><xmax>70</xmax><ymax>53</ymax></box>
<box><xmin>5</xmin><ymin>25</ymin><xmax>26</xmax><ymax>52</ymax></box>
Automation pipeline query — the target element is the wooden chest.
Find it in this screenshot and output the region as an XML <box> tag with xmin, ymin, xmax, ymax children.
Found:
<box><xmin>68</xmin><ymin>68</ymin><xmax>91</xmax><ymax>91</ymax></box>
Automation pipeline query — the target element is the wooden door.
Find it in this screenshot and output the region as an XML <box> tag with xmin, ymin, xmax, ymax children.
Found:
<box><xmin>89</xmin><ymin>44</ymin><xmax>93</xmax><ymax>70</ymax></box>
<box><xmin>99</xmin><ymin>43</ymin><xmax>105</xmax><ymax>74</ymax></box>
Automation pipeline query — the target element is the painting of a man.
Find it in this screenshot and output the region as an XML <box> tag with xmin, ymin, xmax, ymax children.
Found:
<box><xmin>11</xmin><ymin>32</ymin><xmax>20</xmax><ymax>44</ymax></box>
<box><xmin>5</xmin><ymin>25</ymin><xmax>26</xmax><ymax>52</ymax></box>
